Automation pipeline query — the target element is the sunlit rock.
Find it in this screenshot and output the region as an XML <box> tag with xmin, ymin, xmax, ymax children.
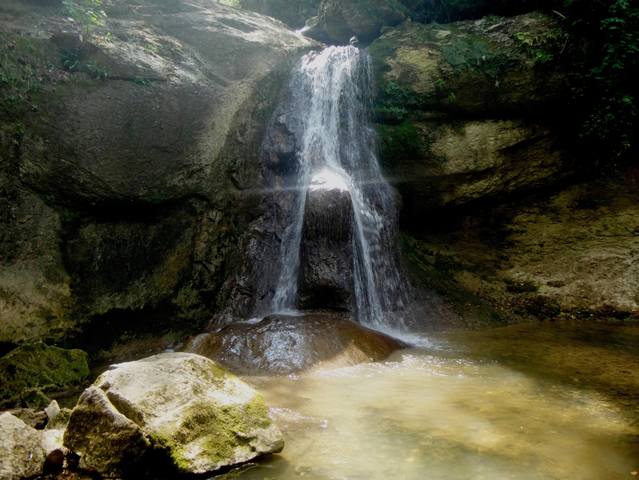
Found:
<box><xmin>0</xmin><ymin>413</ymin><xmax>46</xmax><ymax>480</ymax></box>
<box><xmin>186</xmin><ymin>312</ymin><xmax>404</xmax><ymax>374</ymax></box>
<box><xmin>63</xmin><ymin>353</ymin><xmax>283</xmax><ymax>478</ymax></box>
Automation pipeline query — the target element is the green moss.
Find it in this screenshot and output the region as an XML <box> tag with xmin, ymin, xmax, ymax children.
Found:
<box><xmin>376</xmin><ymin>121</ymin><xmax>423</xmax><ymax>168</ymax></box>
<box><xmin>0</xmin><ymin>342</ymin><xmax>89</xmax><ymax>406</ymax></box>
<box><xmin>154</xmin><ymin>396</ymin><xmax>272</xmax><ymax>472</ymax></box>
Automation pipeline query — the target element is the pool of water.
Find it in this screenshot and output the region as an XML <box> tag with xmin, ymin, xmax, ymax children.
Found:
<box><xmin>221</xmin><ymin>342</ymin><xmax>638</xmax><ymax>480</ymax></box>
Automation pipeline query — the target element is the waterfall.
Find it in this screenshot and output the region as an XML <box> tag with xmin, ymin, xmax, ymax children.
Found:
<box><xmin>263</xmin><ymin>46</ymin><xmax>409</xmax><ymax>329</ymax></box>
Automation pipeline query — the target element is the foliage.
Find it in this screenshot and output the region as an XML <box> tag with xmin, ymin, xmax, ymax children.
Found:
<box><xmin>374</xmin><ymin>80</ymin><xmax>418</xmax><ymax>123</ymax></box>
<box><xmin>0</xmin><ymin>34</ymin><xmax>50</xmax><ymax>125</ymax></box>
<box><xmin>562</xmin><ymin>0</ymin><xmax>639</xmax><ymax>161</ymax></box>
<box><xmin>514</xmin><ymin>27</ymin><xmax>567</xmax><ymax>64</ymax></box>
<box><xmin>63</xmin><ymin>0</ymin><xmax>107</xmax><ymax>38</ymax></box>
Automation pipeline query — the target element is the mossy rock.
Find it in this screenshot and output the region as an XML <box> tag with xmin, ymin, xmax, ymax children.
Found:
<box><xmin>63</xmin><ymin>353</ymin><xmax>283</xmax><ymax>478</ymax></box>
<box><xmin>0</xmin><ymin>343</ymin><xmax>89</xmax><ymax>406</ymax></box>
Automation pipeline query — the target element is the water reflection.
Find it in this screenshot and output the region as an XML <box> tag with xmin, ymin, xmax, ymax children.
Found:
<box><xmin>222</xmin><ymin>346</ymin><xmax>638</xmax><ymax>480</ymax></box>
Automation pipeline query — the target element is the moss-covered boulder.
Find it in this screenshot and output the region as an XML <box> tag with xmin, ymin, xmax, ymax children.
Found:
<box><xmin>63</xmin><ymin>353</ymin><xmax>283</xmax><ymax>478</ymax></box>
<box><xmin>0</xmin><ymin>343</ymin><xmax>89</xmax><ymax>406</ymax></box>
<box><xmin>305</xmin><ymin>0</ymin><xmax>408</xmax><ymax>45</ymax></box>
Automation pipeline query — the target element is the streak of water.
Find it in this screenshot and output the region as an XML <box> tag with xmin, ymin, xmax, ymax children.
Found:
<box><xmin>268</xmin><ymin>46</ymin><xmax>409</xmax><ymax>329</ymax></box>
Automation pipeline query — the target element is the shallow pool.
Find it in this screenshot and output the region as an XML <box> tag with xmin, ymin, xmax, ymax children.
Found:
<box><xmin>222</xmin><ymin>342</ymin><xmax>638</xmax><ymax>480</ymax></box>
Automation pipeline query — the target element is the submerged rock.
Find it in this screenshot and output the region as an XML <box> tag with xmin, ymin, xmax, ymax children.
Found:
<box><xmin>0</xmin><ymin>343</ymin><xmax>89</xmax><ymax>407</ymax></box>
<box><xmin>0</xmin><ymin>412</ymin><xmax>46</xmax><ymax>480</ymax></box>
<box><xmin>63</xmin><ymin>353</ymin><xmax>283</xmax><ymax>478</ymax></box>
<box><xmin>187</xmin><ymin>313</ymin><xmax>404</xmax><ymax>374</ymax></box>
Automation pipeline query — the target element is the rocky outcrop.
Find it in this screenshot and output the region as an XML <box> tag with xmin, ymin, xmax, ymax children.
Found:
<box><xmin>63</xmin><ymin>353</ymin><xmax>283</xmax><ymax>478</ymax></box>
<box><xmin>305</xmin><ymin>0</ymin><xmax>408</xmax><ymax>45</ymax></box>
<box><xmin>0</xmin><ymin>413</ymin><xmax>46</xmax><ymax>480</ymax></box>
<box><xmin>0</xmin><ymin>0</ymin><xmax>315</xmax><ymax>343</ymax></box>
<box><xmin>370</xmin><ymin>13</ymin><xmax>571</xmax><ymax>211</ymax></box>
<box><xmin>187</xmin><ymin>312</ymin><xmax>403</xmax><ymax>374</ymax></box>
<box><xmin>0</xmin><ymin>343</ymin><xmax>89</xmax><ymax>407</ymax></box>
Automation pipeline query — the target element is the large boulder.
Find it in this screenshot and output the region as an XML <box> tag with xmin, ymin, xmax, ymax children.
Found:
<box><xmin>0</xmin><ymin>0</ymin><xmax>315</xmax><ymax>343</ymax></box>
<box><xmin>0</xmin><ymin>413</ymin><xmax>46</xmax><ymax>480</ymax></box>
<box><xmin>304</xmin><ymin>0</ymin><xmax>408</xmax><ymax>45</ymax></box>
<box><xmin>63</xmin><ymin>353</ymin><xmax>283</xmax><ymax>478</ymax></box>
<box><xmin>0</xmin><ymin>343</ymin><xmax>89</xmax><ymax>407</ymax></box>
<box><xmin>186</xmin><ymin>312</ymin><xmax>404</xmax><ymax>374</ymax></box>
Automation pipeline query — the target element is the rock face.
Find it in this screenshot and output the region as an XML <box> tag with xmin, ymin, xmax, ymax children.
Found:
<box><xmin>403</xmin><ymin>174</ymin><xmax>639</xmax><ymax>324</ymax></box>
<box><xmin>0</xmin><ymin>0</ymin><xmax>314</xmax><ymax>343</ymax></box>
<box><xmin>305</xmin><ymin>0</ymin><xmax>408</xmax><ymax>44</ymax></box>
<box><xmin>369</xmin><ymin>13</ymin><xmax>571</xmax><ymax>211</ymax></box>
<box><xmin>187</xmin><ymin>313</ymin><xmax>404</xmax><ymax>374</ymax></box>
<box><xmin>299</xmin><ymin>187</ymin><xmax>354</xmax><ymax>310</ymax></box>
<box><xmin>379</xmin><ymin>119</ymin><xmax>568</xmax><ymax>211</ymax></box>
<box><xmin>0</xmin><ymin>343</ymin><xmax>89</xmax><ymax>407</ymax></box>
<box><xmin>0</xmin><ymin>413</ymin><xmax>46</xmax><ymax>480</ymax></box>
<box><xmin>63</xmin><ymin>353</ymin><xmax>283</xmax><ymax>478</ymax></box>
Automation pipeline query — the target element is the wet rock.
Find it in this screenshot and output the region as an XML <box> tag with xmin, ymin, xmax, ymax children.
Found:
<box><xmin>0</xmin><ymin>343</ymin><xmax>89</xmax><ymax>407</ymax></box>
<box><xmin>186</xmin><ymin>312</ymin><xmax>404</xmax><ymax>374</ymax></box>
<box><xmin>63</xmin><ymin>353</ymin><xmax>283</xmax><ymax>478</ymax></box>
<box><xmin>299</xmin><ymin>186</ymin><xmax>354</xmax><ymax>310</ymax></box>
<box><xmin>0</xmin><ymin>412</ymin><xmax>46</xmax><ymax>480</ymax></box>
<box><xmin>305</xmin><ymin>0</ymin><xmax>407</xmax><ymax>44</ymax></box>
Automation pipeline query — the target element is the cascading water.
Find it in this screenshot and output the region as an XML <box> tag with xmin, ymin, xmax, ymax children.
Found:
<box><xmin>264</xmin><ymin>45</ymin><xmax>409</xmax><ymax>330</ymax></box>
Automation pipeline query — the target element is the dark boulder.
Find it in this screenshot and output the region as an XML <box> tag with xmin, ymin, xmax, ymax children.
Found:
<box><xmin>186</xmin><ymin>312</ymin><xmax>404</xmax><ymax>374</ymax></box>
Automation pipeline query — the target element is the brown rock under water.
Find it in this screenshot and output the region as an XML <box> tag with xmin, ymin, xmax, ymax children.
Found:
<box><xmin>185</xmin><ymin>312</ymin><xmax>404</xmax><ymax>374</ymax></box>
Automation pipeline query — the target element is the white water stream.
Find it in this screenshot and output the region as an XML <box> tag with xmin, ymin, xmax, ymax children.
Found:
<box><xmin>269</xmin><ymin>46</ymin><xmax>408</xmax><ymax>329</ymax></box>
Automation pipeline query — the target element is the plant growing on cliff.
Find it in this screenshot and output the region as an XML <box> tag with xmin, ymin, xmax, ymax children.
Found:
<box><xmin>562</xmin><ymin>0</ymin><xmax>639</xmax><ymax>163</ymax></box>
<box><xmin>63</xmin><ymin>0</ymin><xmax>107</xmax><ymax>39</ymax></box>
